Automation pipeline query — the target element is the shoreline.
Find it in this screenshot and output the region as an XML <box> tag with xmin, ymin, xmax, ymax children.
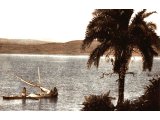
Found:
<box><xmin>0</xmin><ymin>53</ymin><xmax>160</xmax><ymax>60</ymax></box>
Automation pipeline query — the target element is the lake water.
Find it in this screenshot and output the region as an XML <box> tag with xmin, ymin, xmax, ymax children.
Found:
<box><xmin>0</xmin><ymin>54</ymin><xmax>160</xmax><ymax>111</ymax></box>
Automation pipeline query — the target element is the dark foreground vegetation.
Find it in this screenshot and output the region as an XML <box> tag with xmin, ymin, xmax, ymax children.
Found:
<box><xmin>82</xmin><ymin>76</ymin><xmax>160</xmax><ymax>111</ymax></box>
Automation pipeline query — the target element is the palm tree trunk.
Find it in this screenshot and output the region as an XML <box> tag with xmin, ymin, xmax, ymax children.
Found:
<box><xmin>117</xmin><ymin>74</ymin><xmax>125</xmax><ymax>106</ymax></box>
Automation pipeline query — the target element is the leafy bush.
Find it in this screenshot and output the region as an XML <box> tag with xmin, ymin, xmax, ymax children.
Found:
<box><xmin>82</xmin><ymin>91</ymin><xmax>115</xmax><ymax>111</ymax></box>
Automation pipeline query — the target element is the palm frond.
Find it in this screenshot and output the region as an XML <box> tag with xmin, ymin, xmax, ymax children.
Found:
<box><xmin>130</xmin><ymin>20</ymin><xmax>159</xmax><ymax>71</ymax></box>
<box><xmin>82</xmin><ymin>16</ymin><xmax>114</xmax><ymax>50</ymax></box>
<box><xmin>129</xmin><ymin>9</ymin><xmax>159</xmax><ymax>53</ymax></box>
<box><xmin>139</xmin><ymin>9</ymin><xmax>147</xmax><ymax>15</ymax></box>
<box><xmin>142</xmin><ymin>11</ymin><xmax>157</xmax><ymax>18</ymax></box>
<box><xmin>131</xmin><ymin>9</ymin><xmax>146</xmax><ymax>24</ymax></box>
<box><xmin>147</xmin><ymin>22</ymin><xmax>157</xmax><ymax>30</ymax></box>
<box><xmin>147</xmin><ymin>29</ymin><xmax>160</xmax><ymax>49</ymax></box>
<box><xmin>138</xmin><ymin>45</ymin><xmax>155</xmax><ymax>71</ymax></box>
<box><xmin>92</xmin><ymin>9</ymin><xmax>109</xmax><ymax>17</ymax></box>
<box><xmin>87</xmin><ymin>41</ymin><xmax>111</xmax><ymax>68</ymax></box>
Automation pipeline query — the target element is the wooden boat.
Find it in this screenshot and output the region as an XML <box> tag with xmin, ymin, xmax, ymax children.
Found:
<box><xmin>3</xmin><ymin>92</ymin><xmax>58</xmax><ymax>100</ymax></box>
<box><xmin>3</xmin><ymin>67</ymin><xmax>58</xmax><ymax>100</ymax></box>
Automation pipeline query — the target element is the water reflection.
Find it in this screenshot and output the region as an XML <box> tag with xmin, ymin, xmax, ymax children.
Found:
<box><xmin>20</xmin><ymin>98</ymin><xmax>58</xmax><ymax>110</ymax></box>
<box><xmin>38</xmin><ymin>97</ymin><xmax>58</xmax><ymax>111</ymax></box>
<box><xmin>22</xmin><ymin>99</ymin><xmax>26</xmax><ymax>110</ymax></box>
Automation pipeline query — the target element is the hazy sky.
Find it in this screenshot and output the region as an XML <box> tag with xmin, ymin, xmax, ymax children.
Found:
<box><xmin>0</xmin><ymin>0</ymin><xmax>159</xmax><ymax>42</ymax></box>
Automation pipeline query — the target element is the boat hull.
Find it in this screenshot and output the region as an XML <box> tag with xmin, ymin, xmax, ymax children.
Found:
<box><xmin>3</xmin><ymin>93</ymin><xmax>58</xmax><ymax>100</ymax></box>
<box><xmin>3</xmin><ymin>96</ymin><xmax>39</xmax><ymax>100</ymax></box>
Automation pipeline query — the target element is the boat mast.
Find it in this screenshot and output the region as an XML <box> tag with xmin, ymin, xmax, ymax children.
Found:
<box><xmin>38</xmin><ymin>67</ymin><xmax>41</xmax><ymax>85</ymax></box>
<box><xmin>37</xmin><ymin>67</ymin><xmax>51</xmax><ymax>93</ymax></box>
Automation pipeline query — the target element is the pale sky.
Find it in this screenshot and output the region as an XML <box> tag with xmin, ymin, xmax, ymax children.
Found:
<box><xmin>0</xmin><ymin>0</ymin><xmax>160</xmax><ymax>42</ymax></box>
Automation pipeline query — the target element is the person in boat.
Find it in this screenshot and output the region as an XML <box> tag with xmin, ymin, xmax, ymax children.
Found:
<box><xmin>21</xmin><ymin>87</ymin><xmax>40</xmax><ymax>98</ymax></box>
<box><xmin>51</xmin><ymin>87</ymin><xmax>58</xmax><ymax>96</ymax></box>
<box><xmin>21</xmin><ymin>87</ymin><xmax>27</xmax><ymax>97</ymax></box>
<box><xmin>40</xmin><ymin>87</ymin><xmax>58</xmax><ymax>96</ymax></box>
<box><xmin>53</xmin><ymin>87</ymin><xmax>57</xmax><ymax>93</ymax></box>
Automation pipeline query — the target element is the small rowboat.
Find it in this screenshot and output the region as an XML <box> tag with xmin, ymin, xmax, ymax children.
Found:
<box><xmin>3</xmin><ymin>91</ymin><xmax>58</xmax><ymax>100</ymax></box>
<box><xmin>3</xmin><ymin>67</ymin><xmax>58</xmax><ymax>100</ymax></box>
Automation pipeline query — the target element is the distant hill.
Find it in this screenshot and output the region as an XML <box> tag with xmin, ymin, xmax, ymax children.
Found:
<box><xmin>0</xmin><ymin>38</ymin><xmax>99</xmax><ymax>55</ymax></box>
<box><xmin>0</xmin><ymin>38</ymin><xmax>48</xmax><ymax>45</ymax></box>
<box><xmin>0</xmin><ymin>38</ymin><xmax>159</xmax><ymax>55</ymax></box>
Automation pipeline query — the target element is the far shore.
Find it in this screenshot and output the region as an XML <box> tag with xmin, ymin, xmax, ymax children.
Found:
<box><xmin>0</xmin><ymin>38</ymin><xmax>159</xmax><ymax>55</ymax></box>
<box><xmin>1</xmin><ymin>53</ymin><xmax>160</xmax><ymax>59</ymax></box>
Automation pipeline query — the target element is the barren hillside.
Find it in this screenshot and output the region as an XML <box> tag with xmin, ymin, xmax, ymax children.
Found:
<box><xmin>0</xmin><ymin>38</ymin><xmax>99</xmax><ymax>55</ymax></box>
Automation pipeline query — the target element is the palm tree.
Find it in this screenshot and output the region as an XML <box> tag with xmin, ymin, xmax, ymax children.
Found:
<box><xmin>82</xmin><ymin>9</ymin><xmax>160</xmax><ymax>107</ymax></box>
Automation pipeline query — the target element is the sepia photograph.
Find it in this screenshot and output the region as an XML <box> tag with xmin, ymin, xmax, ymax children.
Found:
<box><xmin>0</xmin><ymin>0</ymin><xmax>159</xmax><ymax>117</ymax></box>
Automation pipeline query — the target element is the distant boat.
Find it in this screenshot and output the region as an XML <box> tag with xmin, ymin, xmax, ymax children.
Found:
<box><xmin>3</xmin><ymin>67</ymin><xmax>58</xmax><ymax>100</ymax></box>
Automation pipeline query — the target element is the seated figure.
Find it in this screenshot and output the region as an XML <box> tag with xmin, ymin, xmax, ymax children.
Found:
<box><xmin>21</xmin><ymin>87</ymin><xmax>27</xmax><ymax>97</ymax></box>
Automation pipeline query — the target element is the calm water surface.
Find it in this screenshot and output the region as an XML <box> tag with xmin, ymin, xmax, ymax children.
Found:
<box><xmin>0</xmin><ymin>54</ymin><xmax>160</xmax><ymax>111</ymax></box>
